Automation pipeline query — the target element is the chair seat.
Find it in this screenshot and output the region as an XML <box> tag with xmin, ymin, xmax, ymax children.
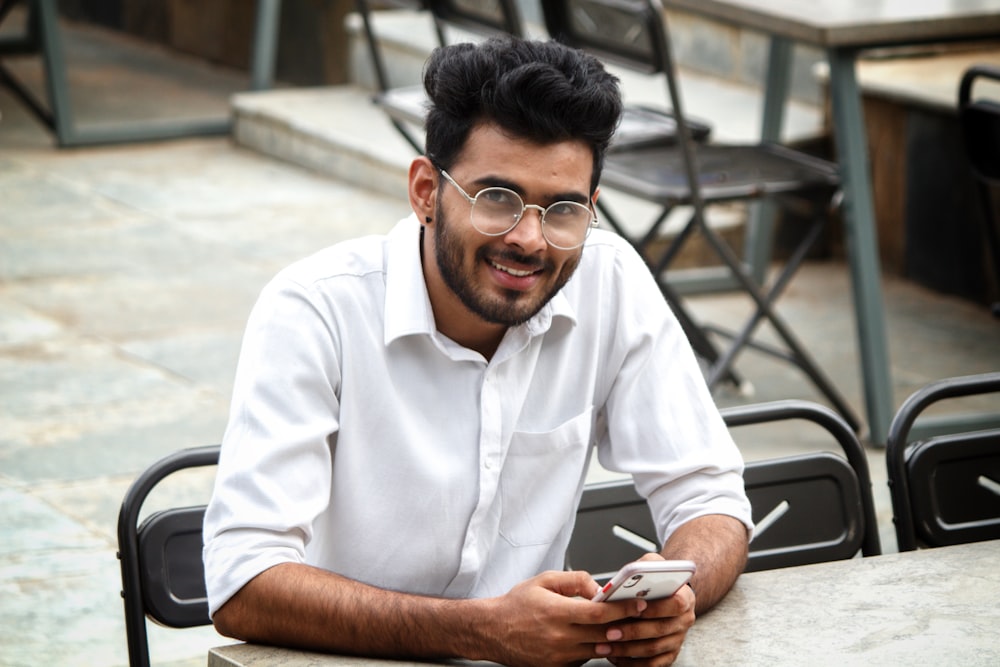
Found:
<box><xmin>374</xmin><ymin>85</ymin><xmax>429</xmax><ymax>127</ymax></box>
<box><xmin>610</xmin><ymin>105</ymin><xmax>711</xmax><ymax>151</ymax></box>
<box><xmin>602</xmin><ymin>143</ymin><xmax>839</xmax><ymax>203</ymax></box>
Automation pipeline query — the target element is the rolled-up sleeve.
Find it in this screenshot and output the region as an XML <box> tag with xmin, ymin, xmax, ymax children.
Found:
<box><xmin>202</xmin><ymin>274</ymin><xmax>341</xmax><ymax>617</ymax></box>
<box><xmin>594</xmin><ymin>239</ymin><xmax>753</xmax><ymax>544</ymax></box>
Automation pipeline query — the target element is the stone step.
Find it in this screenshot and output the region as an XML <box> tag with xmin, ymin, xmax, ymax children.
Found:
<box><xmin>233</xmin><ymin>84</ymin><xmax>414</xmax><ymax>202</ymax></box>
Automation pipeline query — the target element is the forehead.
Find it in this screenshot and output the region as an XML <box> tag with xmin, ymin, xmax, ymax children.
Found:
<box><xmin>453</xmin><ymin>122</ymin><xmax>594</xmax><ymax>193</ymax></box>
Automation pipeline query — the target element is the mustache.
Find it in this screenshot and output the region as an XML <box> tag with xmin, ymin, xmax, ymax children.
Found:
<box><xmin>480</xmin><ymin>247</ymin><xmax>550</xmax><ymax>272</ymax></box>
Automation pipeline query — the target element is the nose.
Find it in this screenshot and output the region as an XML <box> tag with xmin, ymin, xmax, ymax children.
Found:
<box><xmin>505</xmin><ymin>204</ymin><xmax>548</xmax><ymax>253</ymax></box>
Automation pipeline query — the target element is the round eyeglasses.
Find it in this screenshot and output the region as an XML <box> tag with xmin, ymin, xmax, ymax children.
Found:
<box><xmin>439</xmin><ymin>169</ymin><xmax>597</xmax><ymax>250</ymax></box>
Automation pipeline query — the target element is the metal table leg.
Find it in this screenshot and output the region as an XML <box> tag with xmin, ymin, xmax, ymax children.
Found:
<box><xmin>827</xmin><ymin>47</ymin><xmax>894</xmax><ymax>444</ymax></box>
<box><xmin>251</xmin><ymin>0</ymin><xmax>282</xmax><ymax>91</ymax></box>
<box><xmin>744</xmin><ymin>36</ymin><xmax>793</xmax><ymax>285</ymax></box>
<box><xmin>3</xmin><ymin>0</ymin><xmax>281</xmax><ymax>146</ymax></box>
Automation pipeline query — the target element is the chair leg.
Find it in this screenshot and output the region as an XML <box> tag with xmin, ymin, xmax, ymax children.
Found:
<box><xmin>701</xmin><ymin>204</ymin><xmax>861</xmax><ymax>431</ymax></box>
<box><xmin>703</xmin><ymin>214</ymin><xmax>826</xmax><ymax>387</ymax></box>
<box><xmin>356</xmin><ymin>0</ymin><xmax>429</xmax><ymax>155</ymax></box>
<box><xmin>35</xmin><ymin>0</ymin><xmax>74</xmax><ymax>145</ymax></box>
<box><xmin>596</xmin><ymin>197</ymin><xmax>747</xmax><ymax>391</ymax></box>
<box><xmin>645</xmin><ymin>193</ymin><xmax>861</xmax><ymax>431</ymax></box>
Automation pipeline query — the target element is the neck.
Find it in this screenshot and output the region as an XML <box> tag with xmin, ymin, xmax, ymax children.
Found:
<box><xmin>420</xmin><ymin>224</ymin><xmax>506</xmax><ymax>360</ymax></box>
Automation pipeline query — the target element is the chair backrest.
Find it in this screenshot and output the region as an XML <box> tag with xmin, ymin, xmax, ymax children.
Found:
<box><xmin>566</xmin><ymin>479</ymin><xmax>658</xmax><ymax>581</ymax></box>
<box><xmin>959</xmin><ymin>65</ymin><xmax>1000</xmax><ymax>185</ymax></box>
<box><xmin>724</xmin><ymin>400</ymin><xmax>881</xmax><ymax>571</ymax></box>
<box><xmin>958</xmin><ymin>65</ymin><xmax>1000</xmax><ymax>315</ymax></box>
<box><xmin>541</xmin><ymin>0</ymin><xmax>666</xmax><ymax>75</ymax></box>
<box><xmin>356</xmin><ymin>0</ymin><xmax>524</xmax><ymax>92</ymax></box>
<box><xmin>566</xmin><ymin>400</ymin><xmax>881</xmax><ymax>577</ymax></box>
<box><xmin>428</xmin><ymin>0</ymin><xmax>524</xmax><ymax>39</ymax></box>
<box><xmin>117</xmin><ymin>445</ymin><xmax>220</xmax><ymax>667</ymax></box>
<box><xmin>886</xmin><ymin>372</ymin><xmax>1000</xmax><ymax>551</ymax></box>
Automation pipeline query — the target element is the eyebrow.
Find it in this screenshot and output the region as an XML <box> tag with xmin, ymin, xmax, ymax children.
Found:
<box><xmin>469</xmin><ymin>174</ymin><xmax>590</xmax><ymax>206</ymax></box>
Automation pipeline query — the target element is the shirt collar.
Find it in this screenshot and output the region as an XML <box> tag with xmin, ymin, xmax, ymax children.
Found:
<box><xmin>384</xmin><ymin>214</ymin><xmax>578</xmax><ymax>347</ymax></box>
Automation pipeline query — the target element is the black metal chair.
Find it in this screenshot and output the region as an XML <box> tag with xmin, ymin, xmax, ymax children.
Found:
<box><xmin>566</xmin><ymin>400</ymin><xmax>880</xmax><ymax>577</ymax></box>
<box><xmin>726</xmin><ymin>400</ymin><xmax>880</xmax><ymax>571</ymax></box>
<box><xmin>541</xmin><ymin>0</ymin><xmax>858</xmax><ymax>430</ymax></box>
<box><xmin>117</xmin><ymin>445</ymin><xmax>220</xmax><ymax>667</ymax></box>
<box><xmin>958</xmin><ymin>64</ymin><xmax>1000</xmax><ymax>318</ymax></box>
<box><xmin>886</xmin><ymin>372</ymin><xmax>1000</xmax><ymax>552</ymax></box>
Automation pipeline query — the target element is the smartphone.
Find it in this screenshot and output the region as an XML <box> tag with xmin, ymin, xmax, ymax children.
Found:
<box><xmin>591</xmin><ymin>560</ymin><xmax>696</xmax><ymax>602</ymax></box>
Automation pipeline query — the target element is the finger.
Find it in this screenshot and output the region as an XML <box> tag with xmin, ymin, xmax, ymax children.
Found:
<box><xmin>600</xmin><ymin>626</ymin><xmax>689</xmax><ymax>662</ymax></box>
<box><xmin>537</xmin><ymin>569</ymin><xmax>603</xmax><ymax>599</ymax></box>
<box><xmin>605</xmin><ymin>610</ymin><xmax>694</xmax><ymax>644</ymax></box>
<box><xmin>634</xmin><ymin>584</ymin><xmax>695</xmax><ymax>619</ymax></box>
<box><xmin>604</xmin><ymin>646</ymin><xmax>683</xmax><ymax>667</ymax></box>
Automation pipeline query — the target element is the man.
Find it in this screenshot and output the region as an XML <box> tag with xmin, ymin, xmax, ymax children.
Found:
<box><xmin>204</xmin><ymin>36</ymin><xmax>752</xmax><ymax>667</ymax></box>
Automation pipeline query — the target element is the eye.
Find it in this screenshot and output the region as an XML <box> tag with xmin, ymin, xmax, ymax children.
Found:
<box><xmin>547</xmin><ymin>202</ymin><xmax>579</xmax><ymax>217</ymax></box>
<box><xmin>478</xmin><ymin>188</ymin><xmax>521</xmax><ymax>207</ymax></box>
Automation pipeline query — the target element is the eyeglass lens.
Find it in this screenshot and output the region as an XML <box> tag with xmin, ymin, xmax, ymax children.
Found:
<box><xmin>471</xmin><ymin>187</ymin><xmax>593</xmax><ymax>249</ymax></box>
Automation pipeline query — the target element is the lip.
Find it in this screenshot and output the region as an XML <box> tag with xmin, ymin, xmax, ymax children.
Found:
<box><xmin>486</xmin><ymin>257</ymin><xmax>543</xmax><ymax>291</ymax></box>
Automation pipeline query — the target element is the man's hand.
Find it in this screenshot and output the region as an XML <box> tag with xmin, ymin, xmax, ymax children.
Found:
<box><xmin>585</xmin><ymin>552</ymin><xmax>696</xmax><ymax>667</ymax></box>
<box><xmin>481</xmin><ymin>563</ymin><xmax>695</xmax><ymax>667</ymax></box>
<box><xmin>595</xmin><ymin>581</ymin><xmax>695</xmax><ymax>666</ymax></box>
<box><xmin>481</xmin><ymin>569</ymin><xmax>650</xmax><ymax>667</ymax></box>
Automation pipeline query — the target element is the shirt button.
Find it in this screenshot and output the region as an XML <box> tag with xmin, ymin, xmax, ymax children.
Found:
<box><xmin>483</xmin><ymin>460</ymin><xmax>492</xmax><ymax>470</ymax></box>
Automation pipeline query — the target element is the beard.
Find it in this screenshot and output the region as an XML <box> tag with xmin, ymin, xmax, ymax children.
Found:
<box><xmin>432</xmin><ymin>203</ymin><xmax>581</xmax><ymax>327</ymax></box>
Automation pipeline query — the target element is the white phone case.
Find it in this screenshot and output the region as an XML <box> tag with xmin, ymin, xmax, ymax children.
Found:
<box><xmin>592</xmin><ymin>560</ymin><xmax>696</xmax><ymax>602</ymax></box>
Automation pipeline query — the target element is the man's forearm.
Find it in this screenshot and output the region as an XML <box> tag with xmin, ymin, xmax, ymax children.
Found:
<box><xmin>659</xmin><ymin>514</ymin><xmax>749</xmax><ymax>614</ymax></box>
<box><xmin>212</xmin><ymin>562</ymin><xmax>493</xmax><ymax>661</ymax></box>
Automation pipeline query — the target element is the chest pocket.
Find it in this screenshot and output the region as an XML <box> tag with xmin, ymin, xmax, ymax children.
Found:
<box><xmin>499</xmin><ymin>408</ymin><xmax>593</xmax><ymax>547</ymax></box>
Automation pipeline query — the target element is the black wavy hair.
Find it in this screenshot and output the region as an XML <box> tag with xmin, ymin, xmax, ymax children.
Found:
<box><xmin>422</xmin><ymin>36</ymin><xmax>622</xmax><ymax>194</ymax></box>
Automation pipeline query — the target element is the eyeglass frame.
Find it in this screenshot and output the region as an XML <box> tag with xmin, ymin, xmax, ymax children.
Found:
<box><xmin>437</xmin><ymin>168</ymin><xmax>598</xmax><ymax>250</ymax></box>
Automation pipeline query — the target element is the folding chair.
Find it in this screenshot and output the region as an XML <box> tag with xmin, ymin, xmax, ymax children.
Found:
<box><xmin>117</xmin><ymin>445</ymin><xmax>220</xmax><ymax>667</ymax></box>
<box><xmin>886</xmin><ymin>371</ymin><xmax>1000</xmax><ymax>552</ymax></box>
<box><xmin>542</xmin><ymin>0</ymin><xmax>859</xmax><ymax>431</ymax></box>
<box><xmin>565</xmin><ymin>400</ymin><xmax>880</xmax><ymax>577</ymax></box>
<box><xmin>958</xmin><ymin>64</ymin><xmax>1000</xmax><ymax>318</ymax></box>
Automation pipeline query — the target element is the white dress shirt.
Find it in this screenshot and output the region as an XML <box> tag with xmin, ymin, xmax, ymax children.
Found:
<box><xmin>203</xmin><ymin>214</ymin><xmax>752</xmax><ymax>616</ymax></box>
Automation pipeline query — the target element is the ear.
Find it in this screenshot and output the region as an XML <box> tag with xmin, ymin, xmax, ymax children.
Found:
<box><xmin>409</xmin><ymin>156</ymin><xmax>439</xmax><ymax>224</ymax></box>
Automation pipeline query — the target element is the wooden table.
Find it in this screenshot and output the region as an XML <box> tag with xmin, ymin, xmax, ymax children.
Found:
<box><xmin>663</xmin><ymin>0</ymin><xmax>1000</xmax><ymax>444</ymax></box>
<box><xmin>209</xmin><ymin>540</ymin><xmax>1000</xmax><ymax>666</ymax></box>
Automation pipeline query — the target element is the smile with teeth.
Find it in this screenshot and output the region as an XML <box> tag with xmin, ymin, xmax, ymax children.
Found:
<box><xmin>490</xmin><ymin>259</ymin><xmax>538</xmax><ymax>277</ymax></box>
